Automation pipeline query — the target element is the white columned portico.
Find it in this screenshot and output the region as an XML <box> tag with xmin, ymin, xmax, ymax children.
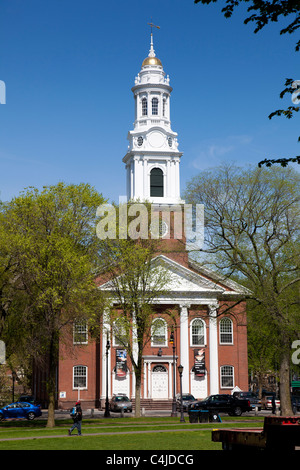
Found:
<box><xmin>180</xmin><ymin>304</ymin><xmax>190</xmax><ymax>389</ymax></box>
<box><xmin>131</xmin><ymin>312</ymin><xmax>138</xmax><ymax>398</ymax></box>
<box><xmin>208</xmin><ymin>303</ymin><xmax>219</xmax><ymax>395</ymax></box>
<box><xmin>101</xmin><ymin>311</ymin><xmax>111</xmax><ymax>400</ymax></box>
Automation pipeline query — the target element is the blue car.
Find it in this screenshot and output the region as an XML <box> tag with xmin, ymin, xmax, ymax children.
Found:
<box><xmin>0</xmin><ymin>401</ymin><xmax>42</xmax><ymax>421</ymax></box>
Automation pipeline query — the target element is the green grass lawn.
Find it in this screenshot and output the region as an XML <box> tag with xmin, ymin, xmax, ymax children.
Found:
<box><xmin>0</xmin><ymin>416</ymin><xmax>264</xmax><ymax>451</ymax></box>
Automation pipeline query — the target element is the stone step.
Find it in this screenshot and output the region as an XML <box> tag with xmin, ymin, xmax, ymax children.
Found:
<box><xmin>131</xmin><ymin>399</ymin><xmax>174</xmax><ymax>410</ymax></box>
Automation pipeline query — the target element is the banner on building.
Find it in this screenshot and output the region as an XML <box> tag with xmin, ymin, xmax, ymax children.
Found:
<box><xmin>194</xmin><ymin>348</ymin><xmax>205</xmax><ymax>376</ymax></box>
<box><xmin>116</xmin><ymin>349</ymin><xmax>127</xmax><ymax>377</ymax></box>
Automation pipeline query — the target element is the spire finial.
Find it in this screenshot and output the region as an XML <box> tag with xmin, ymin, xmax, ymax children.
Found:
<box><xmin>147</xmin><ymin>20</ymin><xmax>160</xmax><ymax>58</ymax></box>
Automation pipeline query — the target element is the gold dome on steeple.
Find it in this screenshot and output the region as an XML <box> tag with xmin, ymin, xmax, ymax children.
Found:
<box><xmin>142</xmin><ymin>56</ymin><xmax>162</xmax><ymax>67</ymax></box>
<box><xmin>142</xmin><ymin>29</ymin><xmax>162</xmax><ymax>68</ymax></box>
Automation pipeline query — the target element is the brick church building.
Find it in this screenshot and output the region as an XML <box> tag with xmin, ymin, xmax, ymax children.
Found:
<box><xmin>52</xmin><ymin>32</ymin><xmax>249</xmax><ymax>411</ymax></box>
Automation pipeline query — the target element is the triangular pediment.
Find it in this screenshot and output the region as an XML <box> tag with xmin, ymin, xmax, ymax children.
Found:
<box><xmin>150</xmin><ymin>255</ymin><xmax>225</xmax><ymax>294</ymax></box>
<box><xmin>151</xmin><ymin>255</ymin><xmax>250</xmax><ymax>297</ymax></box>
<box><xmin>99</xmin><ymin>254</ymin><xmax>250</xmax><ymax>300</ymax></box>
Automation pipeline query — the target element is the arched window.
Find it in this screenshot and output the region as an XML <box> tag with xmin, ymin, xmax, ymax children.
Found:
<box><xmin>190</xmin><ymin>318</ymin><xmax>206</xmax><ymax>346</ymax></box>
<box><xmin>219</xmin><ymin>318</ymin><xmax>233</xmax><ymax>344</ymax></box>
<box><xmin>112</xmin><ymin>320</ymin><xmax>128</xmax><ymax>347</ymax></box>
<box><xmin>142</xmin><ymin>97</ymin><xmax>147</xmax><ymax>116</ymax></box>
<box><xmin>152</xmin><ymin>97</ymin><xmax>158</xmax><ymax>115</ymax></box>
<box><xmin>151</xmin><ymin>318</ymin><xmax>167</xmax><ymax>347</ymax></box>
<box><xmin>73</xmin><ymin>365</ymin><xmax>87</xmax><ymax>389</ymax></box>
<box><xmin>153</xmin><ymin>365</ymin><xmax>167</xmax><ymax>373</ymax></box>
<box><xmin>220</xmin><ymin>365</ymin><xmax>234</xmax><ymax>388</ymax></box>
<box><xmin>150</xmin><ymin>167</ymin><xmax>163</xmax><ymax>197</ymax></box>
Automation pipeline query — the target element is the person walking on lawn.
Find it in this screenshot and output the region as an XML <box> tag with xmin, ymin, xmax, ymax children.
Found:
<box><xmin>68</xmin><ymin>401</ymin><xmax>83</xmax><ymax>436</ymax></box>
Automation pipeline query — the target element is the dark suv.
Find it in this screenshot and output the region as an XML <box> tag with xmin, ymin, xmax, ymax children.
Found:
<box><xmin>188</xmin><ymin>394</ymin><xmax>252</xmax><ymax>417</ymax></box>
<box><xmin>233</xmin><ymin>391</ymin><xmax>261</xmax><ymax>411</ymax></box>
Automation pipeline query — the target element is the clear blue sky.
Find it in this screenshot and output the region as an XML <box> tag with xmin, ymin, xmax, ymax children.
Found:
<box><xmin>0</xmin><ymin>0</ymin><xmax>299</xmax><ymax>204</ymax></box>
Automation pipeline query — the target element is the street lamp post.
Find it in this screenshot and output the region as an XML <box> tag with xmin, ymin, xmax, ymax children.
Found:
<box><xmin>12</xmin><ymin>371</ymin><xmax>16</xmax><ymax>403</ymax></box>
<box><xmin>104</xmin><ymin>335</ymin><xmax>111</xmax><ymax>418</ymax></box>
<box><xmin>170</xmin><ymin>330</ymin><xmax>177</xmax><ymax>417</ymax></box>
<box><xmin>178</xmin><ymin>364</ymin><xmax>185</xmax><ymax>423</ymax></box>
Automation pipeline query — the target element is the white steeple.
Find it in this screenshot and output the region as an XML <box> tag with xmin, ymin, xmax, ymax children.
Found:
<box><xmin>123</xmin><ymin>30</ymin><xmax>184</xmax><ymax>205</ymax></box>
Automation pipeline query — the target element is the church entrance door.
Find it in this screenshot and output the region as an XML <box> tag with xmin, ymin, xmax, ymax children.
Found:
<box><xmin>151</xmin><ymin>365</ymin><xmax>168</xmax><ymax>399</ymax></box>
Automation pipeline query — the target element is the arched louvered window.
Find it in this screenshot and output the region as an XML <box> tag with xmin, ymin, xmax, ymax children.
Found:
<box><xmin>150</xmin><ymin>168</ymin><xmax>163</xmax><ymax>197</ymax></box>
<box><xmin>152</xmin><ymin>97</ymin><xmax>158</xmax><ymax>115</ymax></box>
<box><xmin>142</xmin><ymin>97</ymin><xmax>147</xmax><ymax>116</ymax></box>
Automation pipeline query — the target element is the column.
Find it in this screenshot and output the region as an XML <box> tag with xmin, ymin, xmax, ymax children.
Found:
<box><xmin>131</xmin><ymin>312</ymin><xmax>138</xmax><ymax>399</ymax></box>
<box><xmin>143</xmin><ymin>157</ymin><xmax>148</xmax><ymax>199</ymax></box>
<box><xmin>144</xmin><ymin>361</ymin><xmax>148</xmax><ymax>399</ymax></box>
<box><xmin>126</xmin><ymin>164</ymin><xmax>130</xmax><ymax>201</ymax></box>
<box><xmin>180</xmin><ymin>304</ymin><xmax>190</xmax><ymax>391</ymax></box>
<box><xmin>148</xmin><ymin>362</ymin><xmax>151</xmax><ymax>399</ymax></box>
<box><xmin>166</xmin><ymin>158</ymin><xmax>171</xmax><ymax>199</ymax></box>
<box><xmin>168</xmin><ymin>360</ymin><xmax>172</xmax><ymax>399</ymax></box>
<box><xmin>208</xmin><ymin>303</ymin><xmax>219</xmax><ymax>395</ymax></box>
<box><xmin>130</xmin><ymin>160</ymin><xmax>134</xmax><ymax>200</ymax></box>
<box><xmin>174</xmin><ymin>158</ymin><xmax>180</xmax><ymax>200</ymax></box>
<box><xmin>101</xmin><ymin>311</ymin><xmax>111</xmax><ymax>400</ymax></box>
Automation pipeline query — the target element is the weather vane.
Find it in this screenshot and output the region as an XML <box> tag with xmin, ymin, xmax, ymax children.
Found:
<box><xmin>148</xmin><ymin>20</ymin><xmax>160</xmax><ymax>35</ymax></box>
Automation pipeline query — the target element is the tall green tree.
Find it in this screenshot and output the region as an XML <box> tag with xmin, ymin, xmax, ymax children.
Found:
<box><xmin>247</xmin><ymin>300</ymin><xmax>281</xmax><ymax>396</ymax></box>
<box><xmin>1</xmin><ymin>182</ymin><xmax>105</xmax><ymax>427</ymax></box>
<box><xmin>184</xmin><ymin>164</ymin><xmax>300</xmax><ymax>415</ymax></box>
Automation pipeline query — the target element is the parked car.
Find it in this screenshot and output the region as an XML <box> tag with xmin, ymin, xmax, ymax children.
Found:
<box><xmin>263</xmin><ymin>395</ymin><xmax>280</xmax><ymax>410</ymax></box>
<box><xmin>233</xmin><ymin>391</ymin><xmax>261</xmax><ymax>411</ymax></box>
<box><xmin>109</xmin><ymin>394</ymin><xmax>132</xmax><ymax>412</ymax></box>
<box><xmin>176</xmin><ymin>393</ymin><xmax>196</xmax><ymax>411</ymax></box>
<box><xmin>188</xmin><ymin>394</ymin><xmax>252</xmax><ymax>417</ymax></box>
<box><xmin>0</xmin><ymin>401</ymin><xmax>42</xmax><ymax>421</ymax></box>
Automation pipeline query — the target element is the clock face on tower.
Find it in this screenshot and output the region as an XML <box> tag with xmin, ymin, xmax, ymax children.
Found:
<box><xmin>150</xmin><ymin>220</ymin><xmax>169</xmax><ymax>238</ymax></box>
<box><xmin>148</xmin><ymin>131</ymin><xmax>165</xmax><ymax>148</ymax></box>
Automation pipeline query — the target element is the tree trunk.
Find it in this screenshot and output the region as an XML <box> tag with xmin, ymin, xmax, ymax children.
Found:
<box><xmin>279</xmin><ymin>349</ymin><xmax>293</xmax><ymax>416</ymax></box>
<box><xmin>46</xmin><ymin>331</ymin><xmax>59</xmax><ymax>428</ymax></box>
<box><xmin>47</xmin><ymin>389</ymin><xmax>56</xmax><ymax>428</ymax></box>
<box><xmin>135</xmin><ymin>374</ymin><xmax>142</xmax><ymax>418</ymax></box>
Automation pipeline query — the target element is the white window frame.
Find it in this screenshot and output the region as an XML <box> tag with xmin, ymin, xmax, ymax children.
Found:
<box><xmin>73</xmin><ymin>321</ymin><xmax>88</xmax><ymax>345</ymax></box>
<box><xmin>73</xmin><ymin>365</ymin><xmax>88</xmax><ymax>390</ymax></box>
<box><xmin>142</xmin><ymin>97</ymin><xmax>148</xmax><ymax>116</ymax></box>
<box><xmin>220</xmin><ymin>365</ymin><xmax>234</xmax><ymax>389</ymax></box>
<box><xmin>219</xmin><ymin>317</ymin><xmax>233</xmax><ymax>344</ymax></box>
<box><xmin>151</xmin><ymin>318</ymin><xmax>167</xmax><ymax>347</ymax></box>
<box><xmin>152</xmin><ymin>97</ymin><xmax>158</xmax><ymax>115</ymax></box>
<box><xmin>190</xmin><ymin>318</ymin><xmax>206</xmax><ymax>346</ymax></box>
